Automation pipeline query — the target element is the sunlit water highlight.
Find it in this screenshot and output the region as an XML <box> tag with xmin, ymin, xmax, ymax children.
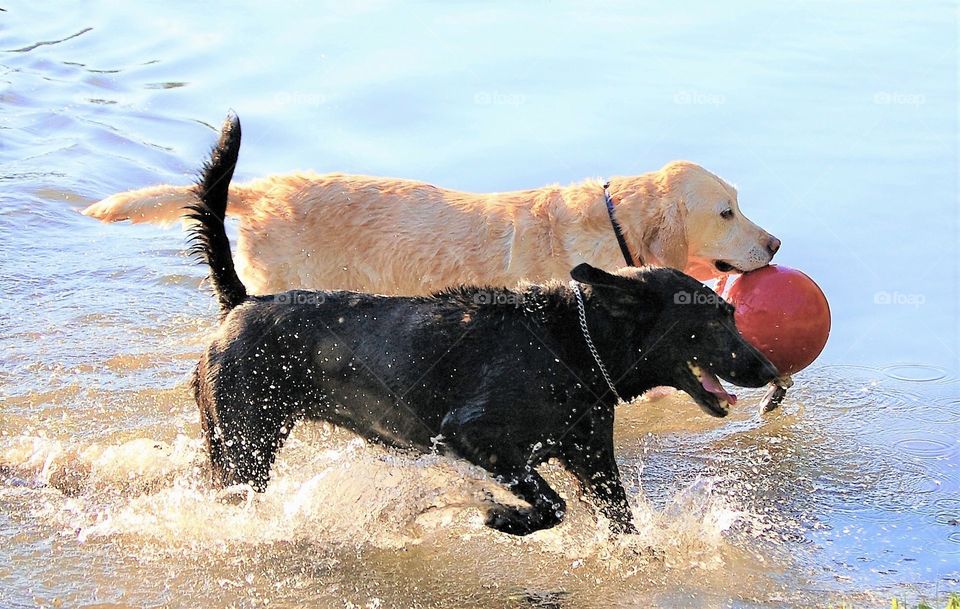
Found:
<box><xmin>1</xmin><ymin>2</ymin><xmax>957</xmax><ymax>607</ymax></box>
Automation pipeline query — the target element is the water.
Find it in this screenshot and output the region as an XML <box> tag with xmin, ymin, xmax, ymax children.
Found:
<box><xmin>1</xmin><ymin>2</ymin><xmax>957</xmax><ymax>607</ymax></box>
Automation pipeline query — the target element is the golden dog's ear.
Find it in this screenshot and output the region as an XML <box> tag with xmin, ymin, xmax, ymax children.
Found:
<box><xmin>645</xmin><ymin>201</ymin><xmax>689</xmax><ymax>270</ymax></box>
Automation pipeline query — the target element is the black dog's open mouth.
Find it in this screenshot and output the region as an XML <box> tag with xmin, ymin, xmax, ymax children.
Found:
<box><xmin>683</xmin><ymin>362</ymin><xmax>738</xmax><ymax>417</ymax></box>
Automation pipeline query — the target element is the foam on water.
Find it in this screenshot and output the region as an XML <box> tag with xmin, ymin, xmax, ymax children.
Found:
<box><xmin>0</xmin><ymin>425</ymin><xmax>752</xmax><ymax>574</ymax></box>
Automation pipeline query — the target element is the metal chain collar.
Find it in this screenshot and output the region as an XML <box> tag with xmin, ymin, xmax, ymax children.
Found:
<box><xmin>571</xmin><ymin>281</ymin><xmax>623</xmax><ymax>404</ymax></box>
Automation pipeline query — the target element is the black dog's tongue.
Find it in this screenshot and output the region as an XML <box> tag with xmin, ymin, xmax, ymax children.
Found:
<box><xmin>700</xmin><ymin>368</ymin><xmax>738</xmax><ymax>405</ymax></box>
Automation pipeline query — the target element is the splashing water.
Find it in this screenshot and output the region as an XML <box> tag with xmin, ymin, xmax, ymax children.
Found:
<box><xmin>1</xmin><ymin>424</ymin><xmax>747</xmax><ymax>566</ymax></box>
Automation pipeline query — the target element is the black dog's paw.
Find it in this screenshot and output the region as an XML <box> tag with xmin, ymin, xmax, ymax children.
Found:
<box><xmin>484</xmin><ymin>504</ymin><xmax>541</xmax><ymax>536</ymax></box>
<box><xmin>485</xmin><ymin>504</ymin><xmax>565</xmax><ymax>536</ymax></box>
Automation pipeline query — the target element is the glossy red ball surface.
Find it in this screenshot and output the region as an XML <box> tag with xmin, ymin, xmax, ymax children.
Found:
<box><xmin>720</xmin><ymin>265</ymin><xmax>831</xmax><ymax>375</ymax></box>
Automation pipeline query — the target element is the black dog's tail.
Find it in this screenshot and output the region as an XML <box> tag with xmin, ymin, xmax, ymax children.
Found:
<box><xmin>186</xmin><ymin>112</ymin><xmax>247</xmax><ymax>316</ymax></box>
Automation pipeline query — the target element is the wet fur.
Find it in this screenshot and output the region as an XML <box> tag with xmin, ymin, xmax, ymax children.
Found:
<box><xmin>84</xmin><ymin>134</ymin><xmax>779</xmax><ymax>295</ymax></box>
<box><xmin>189</xmin><ymin>114</ymin><xmax>779</xmax><ymax>536</ymax></box>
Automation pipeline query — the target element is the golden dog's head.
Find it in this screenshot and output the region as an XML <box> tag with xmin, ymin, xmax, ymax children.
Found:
<box><xmin>616</xmin><ymin>161</ymin><xmax>780</xmax><ymax>280</ymax></box>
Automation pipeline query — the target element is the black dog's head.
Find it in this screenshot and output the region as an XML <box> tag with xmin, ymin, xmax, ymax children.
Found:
<box><xmin>570</xmin><ymin>263</ymin><xmax>779</xmax><ymax>416</ymax></box>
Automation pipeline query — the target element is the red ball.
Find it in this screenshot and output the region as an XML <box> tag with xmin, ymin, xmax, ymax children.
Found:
<box><xmin>718</xmin><ymin>265</ymin><xmax>831</xmax><ymax>375</ymax></box>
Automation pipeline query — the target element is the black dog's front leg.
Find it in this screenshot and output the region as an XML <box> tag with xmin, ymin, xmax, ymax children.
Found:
<box><xmin>562</xmin><ymin>412</ymin><xmax>636</xmax><ymax>534</ymax></box>
<box><xmin>565</xmin><ymin>447</ymin><xmax>636</xmax><ymax>534</ymax></box>
<box><xmin>483</xmin><ymin>466</ymin><xmax>566</xmax><ymax>536</ymax></box>
<box><xmin>440</xmin><ymin>410</ymin><xmax>565</xmax><ymax>536</ymax></box>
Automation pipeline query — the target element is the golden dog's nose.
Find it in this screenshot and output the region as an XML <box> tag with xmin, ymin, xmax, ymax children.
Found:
<box><xmin>767</xmin><ymin>236</ymin><xmax>782</xmax><ymax>256</ymax></box>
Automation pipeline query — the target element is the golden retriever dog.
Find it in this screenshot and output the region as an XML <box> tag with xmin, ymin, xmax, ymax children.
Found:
<box><xmin>83</xmin><ymin>160</ymin><xmax>780</xmax><ymax>295</ymax></box>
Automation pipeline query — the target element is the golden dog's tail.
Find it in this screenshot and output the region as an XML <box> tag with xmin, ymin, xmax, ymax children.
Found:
<box><xmin>82</xmin><ymin>159</ymin><xmax>256</xmax><ymax>226</ymax></box>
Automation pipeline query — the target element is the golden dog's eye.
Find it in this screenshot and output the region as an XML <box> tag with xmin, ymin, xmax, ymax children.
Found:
<box><xmin>720</xmin><ymin>209</ymin><xmax>734</xmax><ymax>219</ymax></box>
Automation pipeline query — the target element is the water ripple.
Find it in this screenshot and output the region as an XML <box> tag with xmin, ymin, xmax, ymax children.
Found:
<box><xmin>947</xmin><ymin>532</ymin><xmax>960</xmax><ymax>550</ymax></box>
<box><xmin>934</xmin><ymin>512</ymin><xmax>959</xmax><ymax>526</ymax></box>
<box><xmin>916</xmin><ymin>398</ymin><xmax>960</xmax><ymax>425</ymax></box>
<box><xmin>891</xmin><ymin>435</ymin><xmax>959</xmax><ymax>460</ymax></box>
<box><xmin>882</xmin><ymin>364</ymin><xmax>949</xmax><ymax>383</ymax></box>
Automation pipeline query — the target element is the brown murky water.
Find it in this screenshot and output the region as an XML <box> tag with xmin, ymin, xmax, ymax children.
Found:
<box><xmin>1</xmin><ymin>3</ymin><xmax>957</xmax><ymax>607</ymax></box>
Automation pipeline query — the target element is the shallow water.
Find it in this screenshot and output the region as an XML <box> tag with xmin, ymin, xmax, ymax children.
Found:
<box><xmin>1</xmin><ymin>2</ymin><xmax>958</xmax><ymax>607</ymax></box>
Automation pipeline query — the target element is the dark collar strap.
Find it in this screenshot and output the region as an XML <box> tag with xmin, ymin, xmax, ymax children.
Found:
<box><xmin>603</xmin><ymin>182</ymin><xmax>636</xmax><ymax>267</ymax></box>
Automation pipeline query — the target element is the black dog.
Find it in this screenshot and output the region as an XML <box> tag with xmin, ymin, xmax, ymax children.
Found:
<box><xmin>188</xmin><ymin>114</ymin><xmax>779</xmax><ymax>536</ymax></box>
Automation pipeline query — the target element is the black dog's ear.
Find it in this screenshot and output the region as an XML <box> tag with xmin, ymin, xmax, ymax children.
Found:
<box><xmin>570</xmin><ymin>263</ymin><xmax>631</xmax><ymax>290</ymax></box>
<box><xmin>571</xmin><ymin>263</ymin><xmax>662</xmax><ymax>321</ymax></box>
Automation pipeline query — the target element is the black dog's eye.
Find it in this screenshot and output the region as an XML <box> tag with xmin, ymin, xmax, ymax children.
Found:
<box><xmin>720</xmin><ymin>209</ymin><xmax>734</xmax><ymax>219</ymax></box>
